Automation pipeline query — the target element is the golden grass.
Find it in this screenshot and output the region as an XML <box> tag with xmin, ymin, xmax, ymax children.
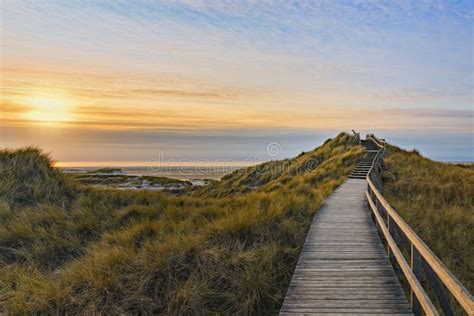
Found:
<box><xmin>382</xmin><ymin>145</ymin><xmax>474</xmax><ymax>293</ymax></box>
<box><xmin>0</xmin><ymin>133</ymin><xmax>364</xmax><ymax>314</ymax></box>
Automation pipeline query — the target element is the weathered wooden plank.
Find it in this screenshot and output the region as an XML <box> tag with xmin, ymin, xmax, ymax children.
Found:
<box><xmin>281</xmin><ymin>177</ymin><xmax>412</xmax><ymax>315</ymax></box>
<box><xmin>291</xmin><ymin>272</ymin><xmax>396</xmax><ymax>278</ymax></box>
<box><xmin>280</xmin><ymin>301</ymin><xmax>412</xmax><ymax>308</ymax></box>
<box><xmin>290</xmin><ymin>277</ymin><xmax>400</xmax><ymax>283</ymax></box>
<box><xmin>285</xmin><ymin>289</ymin><xmax>406</xmax><ymax>296</ymax></box>
<box><xmin>284</xmin><ymin>294</ymin><xmax>409</xmax><ymax>301</ymax></box>
<box><xmin>281</xmin><ymin>307</ymin><xmax>414</xmax><ymax>314</ymax></box>
<box><xmin>285</xmin><ymin>293</ymin><xmax>408</xmax><ymax>300</ymax></box>
<box><xmin>280</xmin><ymin>313</ymin><xmax>413</xmax><ymax>316</ymax></box>
<box><xmin>287</xmin><ymin>285</ymin><xmax>407</xmax><ymax>290</ymax></box>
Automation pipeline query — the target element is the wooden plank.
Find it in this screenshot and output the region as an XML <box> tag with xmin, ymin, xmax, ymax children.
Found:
<box><xmin>280</xmin><ymin>301</ymin><xmax>412</xmax><ymax>308</ymax></box>
<box><xmin>281</xmin><ymin>313</ymin><xmax>413</xmax><ymax>316</ymax></box>
<box><xmin>284</xmin><ymin>294</ymin><xmax>409</xmax><ymax>300</ymax></box>
<box><xmin>281</xmin><ymin>307</ymin><xmax>414</xmax><ymax>314</ymax></box>
<box><xmin>285</xmin><ymin>289</ymin><xmax>407</xmax><ymax>297</ymax></box>
<box><xmin>281</xmin><ymin>177</ymin><xmax>412</xmax><ymax>315</ymax></box>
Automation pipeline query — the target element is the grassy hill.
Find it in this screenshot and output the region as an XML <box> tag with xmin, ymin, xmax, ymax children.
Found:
<box><xmin>0</xmin><ymin>147</ymin><xmax>75</xmax><ymax>208</ymax></box>
<box><xmin>382</xmin><ymin>145</ymin><xmax>474</xmax><ymax>293</ymax></box>
<box><xmin>0</xmin><ymin>133</ymin><xmax>363</xmax><ymax>315</ymax></box>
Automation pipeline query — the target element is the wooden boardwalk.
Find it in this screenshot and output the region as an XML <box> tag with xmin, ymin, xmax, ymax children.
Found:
<box><xmin>280</xmin><ymin>178</ymin><xmax>413</xmax><ymax>315</ymax></box>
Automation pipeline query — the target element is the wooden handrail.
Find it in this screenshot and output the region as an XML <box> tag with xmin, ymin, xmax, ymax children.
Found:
<box><xmin>366</xmin><ymin>134</ymin><xmax>386</xmax><ymax>149</ymax></box>
<box><xmin>366</xmin><ymin>190</ymin><xmax>438</xmax><ymax>316</ymax></box>
<box><xmin>367</xmin><ymin>177</ymin><xmax>474</xmax><ymax>314</ymax></box>
<box><xmin>364</xmin><ymin>136</ymin><xmax>474</xmax><ymax>315</ymax></box>
<box><xmin>352</xmin><ymin>129</ymin><xmax>361</xmax><ymax>145</ymax></box>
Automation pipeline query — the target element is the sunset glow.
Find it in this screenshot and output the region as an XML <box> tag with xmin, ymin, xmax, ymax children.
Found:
<box><xmin>1</xmin><ymin>1</ymin><xmax>472</xmax><ymax>163</ymax></box>
<box><xmin>24</xmin><ymin>95</ymin><xmax>74</xmax><ymax>124</ymax></box>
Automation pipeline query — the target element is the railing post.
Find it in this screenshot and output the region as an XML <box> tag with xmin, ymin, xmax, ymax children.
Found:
<box><xmin>411</xmin><ymin>245</ymin><xmax>423</xmax><ymax>316</ymax></box>
<box><xmin>387</xmin><ymin>215</ymin><xmax>391</xmax><ymax>258</ymax></box>
<box><xmin>391</xmin><ymin>221</ymin><xmax>403</xmax><ymax>249</ymax></box>
<box><xmin>423</xmin><ymin>260</ymin><xmax>455</xmax><ymax>315</ymax></box>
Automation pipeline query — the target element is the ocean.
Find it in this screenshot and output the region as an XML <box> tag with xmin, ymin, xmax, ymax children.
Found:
<box><xmin>60</xmin><ymin>165</ymin><xmax>249</xmax><ymax>180</ymax></box>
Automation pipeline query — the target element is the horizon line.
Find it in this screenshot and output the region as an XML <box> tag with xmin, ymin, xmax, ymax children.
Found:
<box><xmin>55</xmin><ymin>160</ymin><xmax>264</xmax><ymax>168</ymax></box>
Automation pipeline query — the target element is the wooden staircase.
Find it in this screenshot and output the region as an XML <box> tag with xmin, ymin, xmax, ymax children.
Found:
<box><xmin>349</xmin><ymin>139</ymin><xmax>379</xmax><ymax>179</ymax></box>
<box><xmin>280</xmin><ymin>138</ymin><xmax>413</xmax><ymax>314</ymax></box>
<box><xmin>281</xmin><ymin>134</ymin><xmax>474</xmax><ymax>315</ymax></box>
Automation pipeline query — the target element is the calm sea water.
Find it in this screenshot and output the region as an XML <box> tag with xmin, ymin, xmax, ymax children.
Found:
<box><xmin>61</xmin><ymin>165</ymin><xmax>247</xmax><ymax>180</ymax></box>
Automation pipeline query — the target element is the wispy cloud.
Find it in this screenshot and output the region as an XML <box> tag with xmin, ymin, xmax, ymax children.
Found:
<box><xmin>2</xmin><ymin>0</ymin><xmax>471</xmax><ymax>106</ymax></box>
<box><xmin>1</xmin><ymin>0</ymin><xmax>472</xmax><ymax>161</ymax></box>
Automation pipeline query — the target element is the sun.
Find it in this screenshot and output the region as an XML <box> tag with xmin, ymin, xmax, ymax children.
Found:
<box><xmin>25</xmin><ymin>95</ymin><xmax>74</xmax><ymax>124</ymax></box>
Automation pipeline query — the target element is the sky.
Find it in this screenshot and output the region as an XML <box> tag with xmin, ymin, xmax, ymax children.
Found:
<box><xmin>1</xmin><ymin>0</ymin><xmax>473</xmax><ymax>163</ymax></box>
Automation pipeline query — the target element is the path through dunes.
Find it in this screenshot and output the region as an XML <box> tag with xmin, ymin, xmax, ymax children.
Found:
<box><xmin>280</xmin><ymin>178</ymin><xmax>413</xmax><ymax>314</ymax></box>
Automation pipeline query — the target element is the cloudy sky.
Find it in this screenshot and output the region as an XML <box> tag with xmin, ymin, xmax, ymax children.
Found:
<box><xmin>1</xmin><ymin>0</ymin><xmax>473</xmax><ymax>163</ymax></box>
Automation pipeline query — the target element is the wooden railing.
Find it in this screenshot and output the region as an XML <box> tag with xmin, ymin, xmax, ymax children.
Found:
<box><xmin>364</xmin><ymin>135</ymin><xmax>474</xmax><ymax>316</ymax></box>
<box><xmin>352</xmin><ymin>129</ymin><xmax>361</xmax><ymax>145</ymax></box>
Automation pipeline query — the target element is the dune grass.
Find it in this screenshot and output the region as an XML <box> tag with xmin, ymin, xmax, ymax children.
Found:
<box><xmin>0</xmin><ymin>147</ymin><xmax>75</xmax><ymax>208</ymax></box>
<box><xmin>382</xmin><ymin>145</ymin><xmax>474</xmax><ymax>293</ymax></box>
<box><xmin>0</xmin><ymin>133</ymin><xmax>363</xmax><ymax>314</ymax></box>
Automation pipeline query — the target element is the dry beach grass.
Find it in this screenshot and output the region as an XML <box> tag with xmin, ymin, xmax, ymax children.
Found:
<box><xmin>0</xmin><ymin>133</ymin><xmax>363</xmax><ymax>314</ymax></box>
<box><xmin>382</xmin><ymin>145</ymin><xmax>474</xmax><ymax>294</ymax></box>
